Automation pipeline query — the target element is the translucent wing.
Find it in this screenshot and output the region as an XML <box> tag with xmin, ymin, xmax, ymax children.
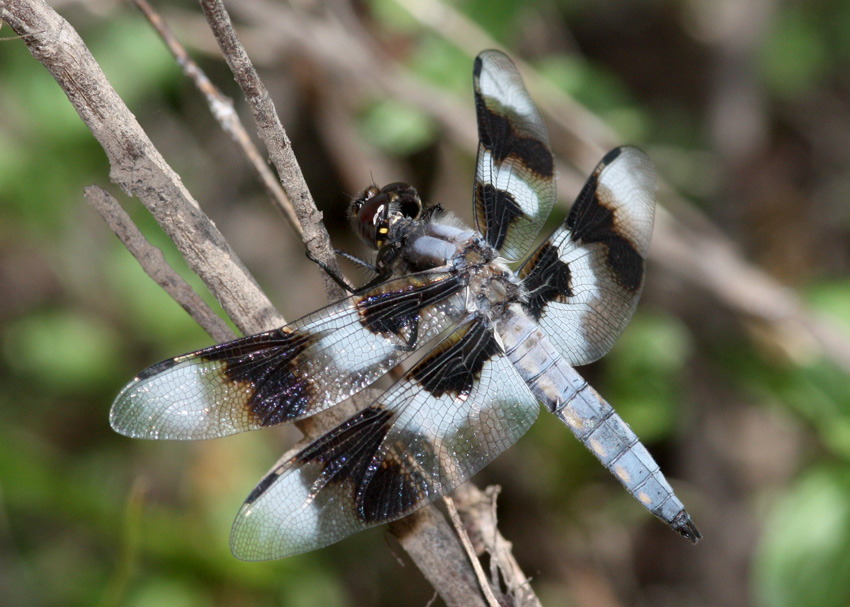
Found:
<box><xmin>110</xmin><ymin>272</ymin><xmax>467</xmax><ymax>440</ymax></box>
<box><xmin>473</xmin><ymin>50</ymin><xmax>557</xmax><ymax>261</ymax></box>
<box><xmin>519</xmin><ymin>146</ymin><xmax>656</xmax><ymax>365</ymax></box>
<box><xmin>229</xmin><ymin>316</ymin><xmax>540</xmax><ymax>560</ymax></box>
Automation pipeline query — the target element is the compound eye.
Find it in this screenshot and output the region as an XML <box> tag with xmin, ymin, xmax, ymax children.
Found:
<box><xmin>351</xmin><ymin>185</ymin><xmax>380</xmax><ymax>214</ymax></box>
<box><xmin>353</xmin><ymin>190</ymin><xmax>390</xmax><ymax>248</ymax></box>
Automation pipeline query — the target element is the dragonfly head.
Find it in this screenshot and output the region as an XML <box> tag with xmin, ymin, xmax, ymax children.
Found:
<box><xmin>349</xmin><ymin>182</ymin><xmax>421</xmax><ymax>250</ymax></box>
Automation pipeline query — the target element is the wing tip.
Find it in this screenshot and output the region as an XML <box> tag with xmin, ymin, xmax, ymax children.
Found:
<box><xmin>475</xmin><ymin>48</ymin><xmax>510</xmax><ymax>67</ymax></box>
<box><xmin>601</xmin><ymin>146</ymin><xmax>624</xmax><ymax>165</ymax></box>
<box><xmin>230</xmin><ymin>508</ymin><xmax>271</xmax><ymax>562</ymax></box>
<box><xmin>109</xmin><ymin>389</ymin><xmax>141</xmax><ymax>438</ymax></box>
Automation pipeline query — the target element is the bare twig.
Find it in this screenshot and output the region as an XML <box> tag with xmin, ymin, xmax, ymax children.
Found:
<box><xmin>131</xmin><ymin>0</ymin><xmax>303</xmax><ymax>239</ymax></box>
<box><xmin>444</xmin><ymin>496</ymin><xmax>502</xmax><ymax>607</ymax></box>
<box><xmin>84</xmin><ymin>185</ymin><xmax>235</xmax><ymax>343</ymax></box>
<box><xmin>387</xmin><ymin>507</ymin><xmax>489</xmax><ymax>607</ymax></box>
<box><xmin>453</xmin><ymin>485</ymin><xmax>544</xmax><ymax>607</ymax></box>
<box><xmin>198</xmin><ymin>0</ymin><xmax>345</xmax><ymax>301</ymax></box>
<box><xmin>0</xmin><ymin>0</ymin><xmax>284</xmax><ymax>336</ymax></box>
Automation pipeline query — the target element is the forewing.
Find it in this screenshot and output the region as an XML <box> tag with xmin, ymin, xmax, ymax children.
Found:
<box><xmin>473</xmin><ymin>50</ymin><xmax>556</xmax><ymax>261</ymax></box>
<box><xmin>229</xmin><ymin>316</ymin><xmax>540</xmax><ymax>560</ymax></box>
<box><xmin>519</xmin><ymin>146</ymin><xmax>656</xmax><ymax>365</ymax></box>
<box><xmin>110</xmin><ymin>272</ymin><xmax>467</xmax><ymax>440</ymax></box>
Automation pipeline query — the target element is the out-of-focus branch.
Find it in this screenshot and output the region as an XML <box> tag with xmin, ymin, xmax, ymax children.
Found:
<box><xmin>84</xmin><ymin>185</ymin><xmax>236</xmax><ymax>343</ymax></box>
<box><xmin>198</xmin><ymin>0</ymin><xmax>344</xmax><ymax>302</ymax></box>
<box><xmin>131</xmin><ymin>0</ymin><xmax>303</xmax><ymax>240</ymax></box>
<box><xmin>222</xmin><ymin>0</ymin><xmax>850</xmax><ymax>373</ymax></box>
<box><xmin>0</xmin><ymin>0</ymin><xmax>283</xmax><ymax>337</ymax></box>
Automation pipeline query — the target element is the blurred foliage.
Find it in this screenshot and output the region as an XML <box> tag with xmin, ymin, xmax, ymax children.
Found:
<box><xmin>359</xmin><ymin>99</ymin><xmax>435</xmax><ymax>156</ymax></box>
<box><xmin>2</xmin><ymin>0</ymin><xmax>850</xmax><ymax>606</ymax></box>
<box><xmin>754</xmin><ymin>465</ymin><xmax>850</xmax><ymax>607</ymax></box>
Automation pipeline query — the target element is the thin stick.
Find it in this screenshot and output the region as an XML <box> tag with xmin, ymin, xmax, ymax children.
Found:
<box><xmin>0</xmin><ymin>0</ymin><xmax>284</xmax><ymax>336</ymax></box>
<box><xmin>130</xmin><ymin>0</ymin><xmax>303</xmax><ymax>239</ymax></box>
<box><xmin>198</xmin><ymin>0</ymin><xmax>345</xmax><ymax>302</ymax></box>
<box><xmin>453</xmin><ymin>485</ymin><xmax>543</xmax><ymax>607</ymax></box>
<box><xmin>444</xmin><ymin>495</ymin><xmax>502</xmax><ymax>607</ymax></box>
<box><xmin>84</xmin><ymin>185</ymin><xmax>235</xmax><ymax>343</ymax></box>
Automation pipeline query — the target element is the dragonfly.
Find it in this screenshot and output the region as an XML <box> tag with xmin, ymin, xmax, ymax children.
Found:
<box><xmin>110</xmin><ymin>50</ymin><xmax>700</xmax><ymax>560</ymax></box>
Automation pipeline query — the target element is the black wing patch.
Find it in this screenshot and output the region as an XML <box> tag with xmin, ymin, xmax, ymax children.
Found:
<box><xmin>410</xmin><ymin>318</ymin><xmax>502</xmax><ymax>398</ymax></box>
<box><xmin>565</xmin><ymin>147</ymin><xmax>646</xmax><ymax>293</ymax></box>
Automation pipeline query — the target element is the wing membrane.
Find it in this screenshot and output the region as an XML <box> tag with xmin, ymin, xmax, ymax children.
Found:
<box><xmin>229</xmin><ymin>316</ymin><xmax>540</xmax><ymax>560</ymax></box>
<box><xmin>473</xmin><ymin>50</ymin><xmax>556</xmax><ymax>261</ymax></box>
<box><xmin>110</xmin><ymin>272</ymin><xmax>467</xmax><ymax>440</ymax></box>
<box><xmin>519</xmin><ymin>146</ymin><xmax>656</xmax><ymax>365</ymax></box>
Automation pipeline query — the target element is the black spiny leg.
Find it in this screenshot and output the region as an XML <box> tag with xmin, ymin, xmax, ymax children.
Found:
<box><xmin>335</xmin><ymin>249</ymin><xmax>380</xmax><ymax>274</ymax></box>
<box><xmin>306</xmin><ymin>249</ymin><xmax>391</xmax><ymax>294</ymax></box>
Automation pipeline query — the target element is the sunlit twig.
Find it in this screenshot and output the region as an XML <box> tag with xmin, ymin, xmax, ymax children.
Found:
<box><xmin>132</xmin><ymin>0</ymin><xmax>303</xmax><ymax>240</ymax></box>
<box><xmin>198</xmin><ymin>0</ymin><xmax>345</xmax><ymax>302</ymax></box>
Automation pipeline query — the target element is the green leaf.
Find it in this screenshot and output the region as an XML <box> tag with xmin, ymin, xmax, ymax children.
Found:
<box><xmin>754</xmin><ymin>466</ymin><xmax>850</xmax><ymax>607</ymax></box>
<box><xmin>1</xmin><ymin>310</ymin><xmax>122</xmax><ymax>392</ymax></box>
<box><xmin>758</xmin><ymin>6</ymin><xmax>827</xmax><ymax>99</ymax></box>
<box><xmin>804</xmin><ymin>279</ymin><xmax>850</xmax><ymax>333</ymax></box>
<box><xmin>359</xmin><ymin>99</ymin><xmax>436</xmax><ymax>156</ymax></box>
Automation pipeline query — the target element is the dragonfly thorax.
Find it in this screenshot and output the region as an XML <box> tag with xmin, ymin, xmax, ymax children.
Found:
<box><xmin>460</xmin><ymin>242</ymin><xmax>525</xmax><ymax>320</ymax></box>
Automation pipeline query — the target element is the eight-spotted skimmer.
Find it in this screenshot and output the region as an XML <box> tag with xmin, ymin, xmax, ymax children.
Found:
<box><xmin>111</xmin><ymin>50</ymin><xmax>700</xmax><ymax>560</ymax></box>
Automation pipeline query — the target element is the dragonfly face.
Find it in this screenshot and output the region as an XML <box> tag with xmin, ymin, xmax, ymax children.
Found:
<box><xmin>110</xmin><ymin>50</ymin><xmax>700</xmax><ymax>561</ymax></box>
<box><xmin>349</xmin><ymin>182</ymin><xmax>422</xmax><ymax>250</ymax></box>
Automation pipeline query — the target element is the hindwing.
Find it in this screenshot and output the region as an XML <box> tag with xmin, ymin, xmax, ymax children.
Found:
<box><xmin>519</xmin><ymin>146</ymin><xmax>657</xmax><ymax>365</ymax></box>
<box><xmin>229</xmin><ymin>316</ymin><xmax>540</xmax><ymax>560</ymax></box>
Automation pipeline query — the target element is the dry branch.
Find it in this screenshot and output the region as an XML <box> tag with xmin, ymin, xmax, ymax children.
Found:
<box><xmin>84</xmin><ymin>185</ymin><xmax>235</xmax><ymax>343</ymax></box>
<box><xmin>453</xmin><ymin>485</ymin><xmax>543</xmax><ymax>607</ymax></box>
<box><xmin>0</xmin><ymin>0</ymin><xmax>282</xmax><ymax>336</ymax></box>
<box><xmin>444</xmin><ymin>495</ymin><xmax>502</xmax><ymax>607</ymax></box>
<box><xmin>131</xmin><ymin>0</ymin><xmax>303</xmax><ymax>239</ymax></box>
